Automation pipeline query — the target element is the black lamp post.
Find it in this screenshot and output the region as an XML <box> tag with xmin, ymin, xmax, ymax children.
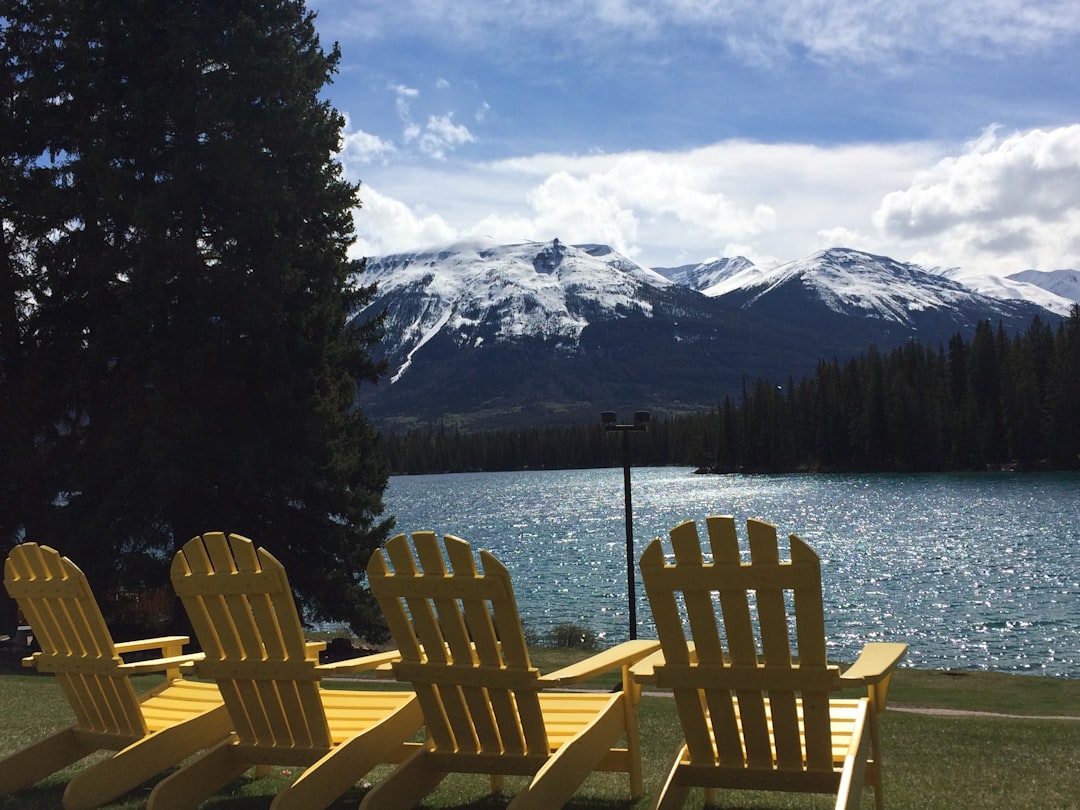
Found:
<box><xmin>601</xmin><ymin>410</ymin><xmax>650</xmax><ymax>640</ymax></box>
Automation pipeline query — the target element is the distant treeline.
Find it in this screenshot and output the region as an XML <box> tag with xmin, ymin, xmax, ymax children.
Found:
<box><xmin>379</xmin><ymin>309</ymin><xmax>1080</xmax><ymax>475</ymax></box>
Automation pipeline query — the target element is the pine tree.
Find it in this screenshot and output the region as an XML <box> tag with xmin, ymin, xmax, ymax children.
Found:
<box><xmin>1</xmin><ymin>0</ymin><xmax>391</xmax><ymax>637</ymax></box>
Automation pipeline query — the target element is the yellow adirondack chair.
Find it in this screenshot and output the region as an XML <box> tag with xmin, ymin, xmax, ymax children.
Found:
<box><xmin>1</xmin><ymin>542</ymin><xmax>231</xmax><ymax>810</ymax></box>
<box><xmin>635</xmin><ymin>517</ymin><xmax>907</xmax><ymax>810</ymax></box>
<box><xmin>360</xmin><ymin>531</ymin><xmax>660</xmax><ymax>810</ymax></box>
<box><xmin>146</xmin><ymin>532</ymin><xmax>424</xmax><ymax>810</ymax></box>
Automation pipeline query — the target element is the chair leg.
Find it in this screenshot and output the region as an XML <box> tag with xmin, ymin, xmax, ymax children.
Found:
<box><xmin>651</xmin><ymin>744</ymin><xmax>693</xmax><ymax>810</ymax></box>
<box><xmin>146</xmin><ymin>738</ymin><xmax>251</xmax><ymax>810</ymax></box>
<box><xmin>63</xmin><ymin>706</ymin><xmax>233</xmax><ymax>810</ymax></box>
<box><xmin>0</xmin><ymin>727</ymin><xmax>90</xmax><ymax>794</ymax></box>
<box><xmin>357</xmin><ymin>750</ymin><xmax>446</xmax><ymax>810</ymax></box>
<box><xmin>508</xmin><ymin>697</ymin><xmax>627</xmax><ymax>810</ymax></box>
<box><xmin>867</xmin><ymin>706</ymin><xmax>885</xmax><ymax>810</ymax></box>
<box><xmin>622</xmin><ymin>667</ymin><xmax>645</xmax><ymax>798</ymax></box>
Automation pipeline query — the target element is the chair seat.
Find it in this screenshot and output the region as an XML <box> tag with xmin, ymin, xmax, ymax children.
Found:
<box><xmin>536</xmin><ymin>691</ymin><xmax>624</xmax><ymax>748</ymax></box>
<box><xmin>319</xmin><ymin>687</ymin><xmax>420</xmax><ymax>744</ymax></box>
<box><xmin>140</xmin><ymin>680</ymin><xmax>226</xmax><ymax>732</ymax></box>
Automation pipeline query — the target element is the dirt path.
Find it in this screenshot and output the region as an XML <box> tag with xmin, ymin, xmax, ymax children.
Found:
<box><xmin>890</xmin><ymin>705</ymin><xmax>1080</xmax><ymax>721</ymax></box>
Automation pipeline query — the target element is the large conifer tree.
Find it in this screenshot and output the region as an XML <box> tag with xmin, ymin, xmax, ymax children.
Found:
<box><xmin>1</xmin><ymin>0</ymin><xmax>392</xmax><ymax>636</ymax></box>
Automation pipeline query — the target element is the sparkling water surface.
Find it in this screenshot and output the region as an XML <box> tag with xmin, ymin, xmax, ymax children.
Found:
<box><xmin>383</xmin><ymin>469</ymin><xmax>1080</xmax><ymax>678</ymax></box>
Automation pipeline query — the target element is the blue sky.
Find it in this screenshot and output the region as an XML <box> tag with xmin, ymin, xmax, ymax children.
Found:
<box><xmin>311</xmin><ymin>0</ymin><xmax>1080</xmax><ymax>277</ymax></box>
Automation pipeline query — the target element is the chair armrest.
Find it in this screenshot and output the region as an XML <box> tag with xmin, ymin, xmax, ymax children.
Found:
<box><xmin>840</xmin><ymin>642</ymin><xmax>907</xmax><ymax>683</ymax></box>
<box><xmin>316</xmin><ymin>649</ymin><xmax>403</xmax><ymax>673</ymax></box>
<box><xmin>114</xmin><ymin>636</ymin><xmax>194</xmax><ymax>680</ymax></box>
<box><xmin>540</xmin><ymin>640</ymin><xmax>661</xmax><ymax>687</ymax></box>
<box><xmin>629</xmin><ymin>648</ymin><xmax>667</xmax><ymax>685</ymax></box>
<box><xmin>629</xmin><ymin>641</ymin><xmax>702</xmax><ymax>685</ymax></box>
<box><xmin>121</xmin><ymin>652</ymin><xmax>206</xmax><ymax>674</ymax></box>
<box><xmin>115</xmin><ymin>635</ymin><xmax>190</xmax><ymax>657</ymax></box>
<box><xmin>839</xmin><ymin>642</ymin><xmax>907</xmax><ymax>713</ymax></box>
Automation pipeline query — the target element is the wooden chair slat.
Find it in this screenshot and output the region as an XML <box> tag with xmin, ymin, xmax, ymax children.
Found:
<box><xmin>150</xmin><ymin>533</ymin><xmax>422</xmax><ymax>809</ymax></box>
<box><xmin>636</xmin><ymin>518</ymin><xmax>907</xmax><ymax>810</ymax></box>
<box><xmin>361</xmin><ymin>531</ymin><xmax>658</xmax><ymax>809</ymax></box>
<box><xmin>1</xmin><ymin>543</ymin><xmax>232</xmax><ymax>805</ymax></box>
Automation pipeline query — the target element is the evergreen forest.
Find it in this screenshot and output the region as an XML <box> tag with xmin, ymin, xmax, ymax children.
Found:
<box><xmin>1</xmin><ymin>0</ymin><xmax>391</xmax><ymax>638</ymax></box>
<box><xmin>380</xmin><ymin>310</ymin><xmax>1080</xmax><ymax>475</ymax></box>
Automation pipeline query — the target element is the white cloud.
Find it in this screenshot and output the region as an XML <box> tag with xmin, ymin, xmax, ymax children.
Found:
<box><xmin>815</xmin><ymin>226</ymin><xmax>876</xmax><ymax>254</ymax></box>
<box><xmin>386</xmin><ymin>82</ymin><xmax>476</xmax><ymax>160</ymax></box>
<box><xmin>348</xmin><ymin>140</ymin><xmax>928</xmax><ymax>264</ymax></box>
<box><xmin>875</xmin><ymin>124</ymin><xmax>1080</xmax><ymax>272</ymax></box>
<box><xmin>467</xmin><ymin>141</ymin><xmax>936</xmax><ymax>266</ymax></box>
<box><xmin>525</xmin><ymin>171</ymin><xmax>641</xmax><ymax>254</ymax></box>
<box><xmin>346</xmin><ymin>125</ymin><xmax>1080</xmax><ymax>274</ymax></box>
<box><xmin>748</xmin><ymin>0</ymin><xmax>1080</xmax><ymax>64</ymax></box>
<box><xmin>339</xmin><ymin>116</ymin><xmax>395</xmax><ymax>171</ymax></box>
<box><xmin>351</xmin><ymin>186</ymin><xmax>457</xmax><ymax>258</ymax></box>
<box><xmin>415</xmin><ymin>113</ymin><xmax>476</xmax><ymax>160</ymax></box>
<box><xmin>390</xmin><ymin>83</ymin><xmax>419</xmax><ymax>121</ymax></box>
<box><xmin>321</xmin><ymin>0</ymin><xmax>1080</xmax><ymax>65</ymax></box>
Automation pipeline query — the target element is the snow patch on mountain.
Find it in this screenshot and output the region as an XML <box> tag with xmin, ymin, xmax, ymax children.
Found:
<box><xmin>356</xmin><ymin>240</ymin><xmax>1068</xmax><ymax>391</ymax></box>
<box><xmin>359</xmin><ymin>239</ymin><xmax>665</xmax><ymax>382</ymax></box>
<box><xmin>707</xmin><ymin>248</ymin><xmax>1009</xmax><ymax>325</ymax></box>
<box><xmin>656</xmin><ymin>256</ymin><xmax>757</xmax><ymax>291</ymax></box>
<box><xmin>391</xmin><ymin>305</ymin><xmax>452</xmax><ymax>383</ymax></box>
<box><xmin>1007</xmin><ymin>269</ymin><xmax>1080</xmax><ymax>308</ymax></box>
<box><xmin>929</xmin><ymin>266</ymin><xmax>1076</xmax><ymax>317</ymax></box>
<box><xmin>577</xmin><ymin>243</ymin><xmax>674</xmax><ymax>287</ymax></box>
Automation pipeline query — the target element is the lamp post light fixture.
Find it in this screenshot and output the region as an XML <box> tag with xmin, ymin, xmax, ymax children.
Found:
<box><xmin>601</xmin><ymin>410</ymin><xmax>650</xmax><ymax>640</ymax></box>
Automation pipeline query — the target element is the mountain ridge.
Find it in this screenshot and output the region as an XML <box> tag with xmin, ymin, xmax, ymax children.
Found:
<box><xmin>352</xmin><ymin>240</ymin><xmax>1070</xmax><ymax>430</ymax></box>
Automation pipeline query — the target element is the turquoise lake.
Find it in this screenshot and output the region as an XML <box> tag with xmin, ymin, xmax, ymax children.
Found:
<box><xmin>382</xmin><ymin>469</ymin><xmax>1079</xmax><ymax>678</ymax></box>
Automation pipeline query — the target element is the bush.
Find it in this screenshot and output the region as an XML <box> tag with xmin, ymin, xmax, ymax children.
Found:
<box><xmin>546</xmin><ymin>622</ymin><xmax>599</xmax><ymax>650</ymax></box>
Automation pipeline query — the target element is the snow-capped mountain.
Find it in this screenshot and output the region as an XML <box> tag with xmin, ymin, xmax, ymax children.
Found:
<box><xmin>352</xmin><ymin>241</ymin><xmax>1061</xmax><ymax>429</ymax></box>
<box><xmin>654</xmin><ymin>256</ymin><xmax>757</xmax><ymax>291</ymax></box>
<box><xmin>710</xmin><ymin>247</ymin><xmax>1050</xmax><ymax>328</ymax></box>
<box><xmin>930</xmin><ymin>266</ymin><xmax>1077</xmax><ymax>317</ymax></box>
<box><xmin>1006</xmin><ymin>269</ymin><xmax>1080</xmax><ymax>309</ymax></box>
<box><xmin>359</xmin><ymin>238</ymin><xmax>669</xmax><ymax>382</ymax></box>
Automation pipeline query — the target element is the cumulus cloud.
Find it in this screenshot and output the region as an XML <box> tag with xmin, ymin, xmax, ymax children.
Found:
<box><xmin>466</xmin><ymin>141</ymin><xmax>938</xmax><ymax>266</ymax></box>
<box><xmin>338</xmin><ymin>115</ymin><xmax>395</xmax><ymax>172</ymax></box>
<box><xmin>412</xmin><ymin>113</ymin><xmax>476</xmax><ymax>160</ymax></box>
<box><xmin>875</xmin><ymin>125</ymin><xmax>1080</xmax><ymax>271</ymax></box>
<box><xmin>345</xmin><ymin>124</ymin><xmax>1080</xmax><ymax>274</ymax></box>
<box><xmin>348</xmin><ymin>139</ymin><xmax>934</xmax><ymax>266</ymax></box>
<box><xmin>387</xmin><ymin>82</ymin><xmax>476</xmax><ymax>160</ymax></box>
<box><xmin>524</xmin><ymin>171</ymin><xmax>641</xmax><ymax>255</ymax></box>
<box><xmin>351</xmin><ymin>186</ymin><xmax>457</xmax><ymax>259</ymax></box>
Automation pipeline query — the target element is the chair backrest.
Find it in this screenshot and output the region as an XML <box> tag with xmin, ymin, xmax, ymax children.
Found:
<box><xmin>3</xmin><ymin>543</ymin><xmax>147</xmax><ymax>737</ymax></box>
<box><xmin>367</xmin><ymin>532</ymin><xmax>549</xmax><ymax>757</ymax></box>
<box><xmin>171</xmin><ymin>532</ymin><xmax>332</xmax><ymax>750</ymax></box>
<box><xmin>639</xmin><ymin>516</ymin><xmax>841</xmax><ymax>774</ymax></box>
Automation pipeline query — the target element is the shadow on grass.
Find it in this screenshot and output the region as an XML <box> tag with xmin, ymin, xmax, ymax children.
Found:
<box><xmin>1</xmin><ymin>781</ymin><xmax>69</xmax><ymax>808</ymax></box>
<box><xmin>416</xmin><ymin>798</ymin><xmax>639</xmax><ymax>810</ymax></box>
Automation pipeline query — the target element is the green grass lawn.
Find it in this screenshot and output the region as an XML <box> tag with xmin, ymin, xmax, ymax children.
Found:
<box><xmin>1</xmin><ymin>658</ymin><xmax>1077</xmax><ymax>809</ymax></box>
